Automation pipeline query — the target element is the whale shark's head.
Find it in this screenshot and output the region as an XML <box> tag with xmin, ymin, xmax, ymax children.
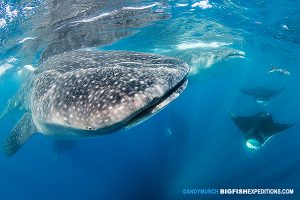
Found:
<box><xmin>31</xmin><ymin>50</ymin><xmax>189</xmax><ymax>137</ymax></box>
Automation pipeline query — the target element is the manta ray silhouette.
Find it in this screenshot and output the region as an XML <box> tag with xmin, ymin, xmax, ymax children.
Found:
<box><xmin>240</xmin><ymin>86</ymin><xmax>286</xmax><ymax>105</ymax></box>
<box><xmin>230</xmin><ymin>112</ymin><xmax>295</xmax><ymax>149</ymax></box>
<box><xmin>53</xmin><ymin>139</ymin><xmax>78</xmax><ymax>156</ymax></box>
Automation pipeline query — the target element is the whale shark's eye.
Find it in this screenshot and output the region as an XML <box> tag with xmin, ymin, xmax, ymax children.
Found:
<box><xmin>85</xmin><ymin>125</ymin><xmax>95</xmax><ymax>130</ymax></box>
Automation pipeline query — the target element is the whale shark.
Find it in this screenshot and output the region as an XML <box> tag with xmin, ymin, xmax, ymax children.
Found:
<box><xmin>0</xmin><ymin>0</ymin><xmax>169</xmax><ymax>66</ymax></box>
<box><xmin>240</xmin><ymin>86</ymin><xmax>286</xmax><ymax>105</ymax></box>
<box><xmin>152</xmin><ymin>47</ymin><xmax>245</xmax><ymax>80</ymax></box>
<box><xmin>2</xmin><ymin>50</ymin><xmax>189</xmax><ymax>156</ymax></box>
<box><xmin>18</xmin><ymin>0</ymin><xmax>170</xmax><ymax>62</ymax></box>
<box><xmin>230</xmin><ymin>112</ymin><xmax>295</xmax><ymax>149</ymax></box>
<box><xmin>167</xmin><ymin>47</ymin><xmax>245</xmax><ymax>76</ymax></box>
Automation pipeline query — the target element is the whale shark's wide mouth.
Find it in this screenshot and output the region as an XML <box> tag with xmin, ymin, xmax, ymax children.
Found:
<box><xmin>125</xmin><ymin>77</ymin><xmax>188</xmax><ymax>128</ymax></box>
<box><xmin>225</xmin><ymin>51</ymin><xmax>246</xmax><ymax>59</ymax></box>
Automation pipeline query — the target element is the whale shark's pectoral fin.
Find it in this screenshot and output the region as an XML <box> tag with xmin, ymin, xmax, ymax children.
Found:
<box><xmin>3</xmin><ymin>112</ymin><xmax>37</xmax><ymax>156</ymax></box>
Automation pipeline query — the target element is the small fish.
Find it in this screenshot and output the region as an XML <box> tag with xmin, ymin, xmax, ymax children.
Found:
<box><xmin>268</xmin><ymin>66</ymin><xmax>291</xmax><ymax>76</ymax></box>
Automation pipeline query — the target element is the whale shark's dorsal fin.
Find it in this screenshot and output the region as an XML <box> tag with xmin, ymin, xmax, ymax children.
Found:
<box><xmin>3</xmin><ymin>112</ymin><xmax>37</xmax><ymax>156</ymax></box>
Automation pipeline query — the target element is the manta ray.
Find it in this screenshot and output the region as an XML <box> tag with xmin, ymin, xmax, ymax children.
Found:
<box><xmin>2</xmin><ymin>50</ymin><xmax>189</xmax><ymax>156</ymax></box>
<box><xmin>240</xmin><ymin>86</ymin><xmax>286</xmax><ymax>105</ymax></box>
<box><xmin>230</xmin><ymin>112</ymin><xmax>294</xmax><ymax>149</ymax></box>
<box><xmin>53</xmin><ymin>139</ymin><xmax>78</xmax><ymax>157</ymax></box>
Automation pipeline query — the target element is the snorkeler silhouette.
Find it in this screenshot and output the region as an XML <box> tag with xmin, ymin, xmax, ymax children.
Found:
<box><xmin>268</xmin><ymin>66</ymin><xmax>291</xmax><ymax>76</ymax></box>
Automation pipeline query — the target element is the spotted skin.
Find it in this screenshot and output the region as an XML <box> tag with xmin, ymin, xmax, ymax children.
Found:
<box><xmin>30</xmin><ymin>50</ymin><xmax>188</xmax><ymax>136</ymax></box>
<box><xmin>3</xmin><ymin>50</ymin><xmax>189</xmax><ymax>156</ymax></box>
<box><xmin>3</xmin><ymin>112</ymin><xmax>37</xmax><ymax>156</ymax></box>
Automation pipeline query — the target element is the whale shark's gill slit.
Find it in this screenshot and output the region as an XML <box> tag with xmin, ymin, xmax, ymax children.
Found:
<box><xmin>124</xmin><ymin>77</ymin><xmax>188</xmax><ymax>128</ymax></box>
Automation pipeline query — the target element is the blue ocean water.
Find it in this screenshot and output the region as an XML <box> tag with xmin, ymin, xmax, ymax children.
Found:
<box><xmin>0</xmin><ymin>1</ymin><xmax>299</xmax><ymax>200</ymax></box>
